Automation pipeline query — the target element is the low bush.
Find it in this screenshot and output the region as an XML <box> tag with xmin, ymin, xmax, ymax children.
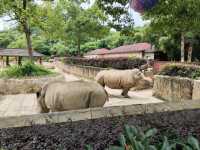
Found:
<box><xmin>0</xmin><ymin>61</ymin><xmax>54</xmax><ymax>78</ymax></box>
<box><xmin>159</xmin><ymin>64</ymin><xmax>200</xmax><ymax>79</ymax></box>
<box><xmin>86</xmin><ymin>125</ymin><xmax>200</xmax><ymax>150</ymax></box>
<box><xmin>64</xmin><ymin>57</ymin><xmax>147</xmax><ymax>70</ymax></box>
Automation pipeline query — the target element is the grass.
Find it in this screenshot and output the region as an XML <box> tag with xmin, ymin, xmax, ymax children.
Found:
<box><xmin>0</xmin><ymin>61</ymin><xmax>55</xmax><ymax>78</ymax></box>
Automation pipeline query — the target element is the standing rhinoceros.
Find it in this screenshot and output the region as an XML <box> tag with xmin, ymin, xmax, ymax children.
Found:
<box><xmin>95</xmin><ymin>69</ymin><xmax>149</xmax><ymax>98</ymax></box>
<box><xmin>37</xmin><ymin>80</ymin><xmax>108</xmax><ymax>113</ymax></box>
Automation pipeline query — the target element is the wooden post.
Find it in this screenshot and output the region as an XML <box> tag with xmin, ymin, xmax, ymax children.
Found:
<box><xmin>187</xmin><ymin>46</ymin><xmax>192</xmax><ymax>63</ymax></box>
<box><xmin>6</xmin><ymin>56</ymin><xmax>9</xmax><ymax>66</ymax></box>
<box><xmin>18</xmin><ymin>56</ymin><xmax>22</xmax><ymax>66</ymax></box>
<box><xmin>39</xmin><ymin>57</ymin><xmax>42</xmax><ymax>65</ymax></box>
<box><xmin>1</xmin><ymin>56</ymin><xmax>3</xmax><ymax>67</ymax></box>
<box><xmin>181</xmin><ymin>32</ymin><xmax>185</xmax><ymax>62</ymax></box>
<box><xmin>15</xmin><ymin>57</ymin><xmax>18</xmax><ymax>64</ymax></box>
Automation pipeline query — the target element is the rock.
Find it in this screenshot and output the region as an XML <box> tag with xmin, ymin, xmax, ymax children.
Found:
<box><xmin>192</xmin><ymin>80</ymin><xmax>200</xmax><ymax>100</ymax></box>
<box><xmin>153</xmin><ymin>75</ymin><xmax>193</xmax><ymax>101</ymax></box>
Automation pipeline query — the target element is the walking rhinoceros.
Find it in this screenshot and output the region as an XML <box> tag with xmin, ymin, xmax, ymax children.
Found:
<box><xmin>95</xmin><ymin>69</ymin><xmax>150</xmax><ymax>98</ymax></box>
<box><xmin>37</xmin><ymin>80</ymin><xmax>108</xmax><ymax>113</ymax></box>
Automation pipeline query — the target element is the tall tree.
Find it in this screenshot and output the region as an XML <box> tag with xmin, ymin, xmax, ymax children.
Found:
<box><xmin>143</xmin><ymin>0</ymin><xmax>200</xmax><ymax>62</ymax></box>
<box><xmin>39</xmin><ymin>0</ymin><xmax>109</xmax><ymax>54</ymax></box>
<box><xmin>0</xmin><ymin>0</ymin><xmax>46</xmax><ymax>61</ymax></box>
<box><xmin>96</xmin><ymin>0</ymin><xmax>134</xmax><ymax>35</ymax></box>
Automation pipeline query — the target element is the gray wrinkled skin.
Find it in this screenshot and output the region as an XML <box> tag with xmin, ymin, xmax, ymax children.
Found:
<box><xmin>95</xmin><ymin>69</ymin><xmax>147</xmax><ymax>97</ymax></box>
<box><xmin>37</xmin><ymin>80</ymin><xmax>108</xmax><ymax>113</ymax></box>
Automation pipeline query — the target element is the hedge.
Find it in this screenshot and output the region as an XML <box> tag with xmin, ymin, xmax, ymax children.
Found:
<box><xmin>63</xmin><ymin>57</ymin><xmax>147</xmax><ymax>70</ymax></box>
<box><xmin>159</xmin><ymin>64</ymin><xmax>200</xmax><ymax>79</ymax></box>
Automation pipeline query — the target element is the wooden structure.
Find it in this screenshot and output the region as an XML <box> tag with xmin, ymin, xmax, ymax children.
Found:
<box><xmin>0</xmin><ymin>48</ymin><xmax>44</xmax><ymax>66</ymax></box>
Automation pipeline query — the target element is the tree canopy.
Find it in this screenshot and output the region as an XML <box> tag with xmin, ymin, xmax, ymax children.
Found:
<box><xmin>0</xmin><ymin>0</ymin><xmax>40</xmax><ymax>60</ymax></box>
<box><xmin>143</xmin><ymin>0</ymin><xmax>200</xmax><ymax>62</ymax></box>
<box><xmin>0</xmin><ymin>0</ymin><xmax>200</xmax><ymax>62</ymax></box>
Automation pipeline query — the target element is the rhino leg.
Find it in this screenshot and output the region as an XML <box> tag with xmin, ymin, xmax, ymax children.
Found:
<box><xmin>121</xmin><ymin>88</ymin><xmax>130</xmax><ymax>98</ymax></box>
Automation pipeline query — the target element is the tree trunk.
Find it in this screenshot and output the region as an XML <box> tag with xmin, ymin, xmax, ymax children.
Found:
<box><xmin>23</xmin><ymin>0</ymin><xmax>33</xmax><ymax>62</ymax></box>
<box><xmin>24</xmin><ymin>24</ymin><xmax>33</xmax><ymax>61</ymax></box>
<box><xmin>187</xmin><ymin>46</ymin><xmax>192</xmax><ymax>63</ymax></box>
<box><xmin>18</xmin><ymin>56</ymin><xmax>22</xmax><ymax>66</ymax></box>
<box><xmin>77</xmin><ymin>36</ymin><xmax>81</xmax><ymax>56</ymax></box>
<box><xmin>6</xmin><ymin>56</ymin><xmax>9</xmax><ymax>66</ymax></box>
<box><xmin>181</xmin><ymin>32</ymin><xmax>185</xmax><ymax>62</ymax></box>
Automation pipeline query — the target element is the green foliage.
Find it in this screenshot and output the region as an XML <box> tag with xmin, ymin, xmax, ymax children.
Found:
<box><xmin>0</xmin><ymin>30</ymin><xmax>19</xmax><ymax>48</ymax></box>
<box><xmin>143</xmin><ymin>0</ymin><xmax>200</xmax><ymax>61</ymax></box>
<box><xmin>85</xmin><ymin>145</ymin><xmax>93</xmax><ymax>150</ymax></box>
<box><xmin>8</xmin><ymin>34</ymin><xmax>26</xmax><ymax>48</ymax></box>
<box><xmin>37</xmin><ymin>0</ymin><xmax>110</xmax><ymax>54</ymax></box>
<box><xmin>50</xmin><ymin>42</ymin><xmax>67</xmax><ymax>56</ymax></box>
<box><xmin>81</xmin><ymin>41</ymin><xmax>99</xmax><ymax>53</ymax></box>
<box><xmin>144</xmin><ymin>0</ymin><xmax>200</xmax><ymax>34</ymax></box>
<box><xmin>0</xmin><ymin>61</ymin><xmax>54</xmax><ymax>78</ymax></box>
<box><xmin>86</xmin><ymin>125</ymin><xmax>200</xmax><ymax>150</ymax></box>
<box><xmin>96</xmin><ymin>0</ymin><xmax>134</xmax><ymax>35</ymax></box>
<box><xmin>108</xmin><ymin>125</ymin><xmax>158</xmax><ymax>150</ymax></box>
<box><xmin>159</xmin><ymin>64</ymin><xmax>200</xmax><ymax>79</ymax></box>
<box><xmin>158</xmin><ymin>34</ymin><xmax>181</xmax><ymax>61</ymax></box>
<box><xmin>32</xmin><ymin>37</ymin><xmax>51</xmax><ymax>55</ymax></box>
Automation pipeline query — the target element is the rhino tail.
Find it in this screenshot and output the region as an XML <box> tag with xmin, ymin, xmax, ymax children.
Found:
<box><xmin>103</xmin><ymin>88</ymin><xmax>109</xmax><ymax>101</ymax></box>
<box><xmin>36</xmin><ymin>83</ymin><xmax>50</xmax><ymax>113</ymax></box>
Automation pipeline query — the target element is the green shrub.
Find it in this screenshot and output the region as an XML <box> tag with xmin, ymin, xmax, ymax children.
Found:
<box><xmin>159</xmin><ymin>64</ymin><xmax>200</xmax><ymax>79</ymax></box>
<box><xmin>85</xmin><ymin>125</ymin><xmax>200</xmax><ymax>150</ymax></box>
<box><xmin>0</xmin><ymin>61</ymin><xmax>54</xmax><ymax>78</ymax></box>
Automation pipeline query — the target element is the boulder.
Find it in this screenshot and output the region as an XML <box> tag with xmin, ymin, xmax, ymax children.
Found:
<box><xmin>192</xmin><ymin>80</ymin><xmax>200</xmax><ymax>100</ymax></box>
<box><xmin>153</xmin><ymin>75</ymin><xmax>193</xmax><ymax>101</ymax></box>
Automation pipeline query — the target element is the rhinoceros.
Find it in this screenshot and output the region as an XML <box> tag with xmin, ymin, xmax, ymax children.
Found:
<box><xmin>95</xmin><ymin>69</ymin><xmax>150</xmax><ymax>98</ymax></box>
<box><xmin>37</xmin><ymin>80</ymin><xmax>108</xmax><ymax>113</ymax></box>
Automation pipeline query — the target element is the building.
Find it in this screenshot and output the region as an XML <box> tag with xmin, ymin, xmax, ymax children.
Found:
<box><xmin>105</xmin><ymin>43</ymin><xmax>154</xmax><ymax>59</ymax></box>
<box><xmin>84</xmin><ymin>43</ymin><xmax>155</xmax><ymax>60</ymax></box>
<box><xmin>84</xmin><ymin>48</ymin><xmax>109</xmax><ymax>59</ymax></box>
<box><xmin>0</xmin><ymin>48</ymin><xmax>44</xmax><ymax>66</ymax></box>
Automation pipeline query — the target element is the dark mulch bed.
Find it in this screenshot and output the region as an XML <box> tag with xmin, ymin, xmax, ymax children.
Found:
<box><xmin>1</xmin><ymin>109</ymin><xmax>200</xmax><ymax>150</ymax></box>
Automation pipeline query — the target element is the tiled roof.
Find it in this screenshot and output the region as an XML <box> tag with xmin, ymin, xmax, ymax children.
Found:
<box><xmin>0</xmin><ymin>48</ymin><xmax>44</xmax><ymax>57</ymax></box>
<box><xmin>107</xmin><ymin>43</ymin><xmax>153</xmax><ymax>54</ymax></box>
<box><xmin>85</xmin><ymin>48</ymin><xmax>109</xmax><ymax>55</ymax></box>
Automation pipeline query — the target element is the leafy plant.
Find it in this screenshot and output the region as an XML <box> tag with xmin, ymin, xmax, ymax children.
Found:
<box><xmin>0</xmin><ymin>61</ymin><xmax>55</xmax><ymax>78</ymax></box>
<box><xmin>108</xmin><ymin>125</ymin><xmax>158</xmax><ymax>150</ymax></box>
<box><xmin>85</xmin><ymin>125</ymin><xmax>200</xmax><ymax>150</ymax></box>
<box><xmin>159</xmin><ymin>64</ymin><xmax>200</xmax><ymax>79</ymax></box>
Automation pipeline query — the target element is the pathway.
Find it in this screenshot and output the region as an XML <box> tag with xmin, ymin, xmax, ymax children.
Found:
<box><xmin>0</xmin><ymin>94</ymin><xmax>40</xmax><ymax>117</ymax></box>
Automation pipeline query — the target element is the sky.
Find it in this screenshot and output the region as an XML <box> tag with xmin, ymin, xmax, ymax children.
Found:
<box><xmin>0</xmin><ymin>1</ymin><xmax>146</xmax><ymax>31</ymax></box>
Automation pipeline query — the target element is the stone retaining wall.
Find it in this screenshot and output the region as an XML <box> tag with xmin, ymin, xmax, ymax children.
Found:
<box><xmin>193</xmin><ymin>80</ymin><xmax>200</xmax><ymax>100</ymax></box>
<box><xmin>1</xmin><ymin>100</ymin><xmax>200</xmax><ymax>129</ymax></box>
<box><xmin>0</xmin><ymin>74</ymin><xmax>65</xmax><ymax>95</ymax></box>
<box><xmin>55</xmin><ymin>61</ymin><xmax>107</xmax><ymax>79</ymax></box>
<box><xmin>153</xmin><ymin>75</ymin><xmax>199</xmax><ymax>101</ymax></box>
<box><xmin>55</xmin><ymin>61</ymin><xmax>154</xmax><ymax>80</ymax></box>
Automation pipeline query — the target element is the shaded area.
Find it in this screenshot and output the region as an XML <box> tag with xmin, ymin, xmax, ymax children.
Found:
<box><xmin>1</xmin><ymin>109</ymin><xmax>200</xmax><ymax>150</ymax></box>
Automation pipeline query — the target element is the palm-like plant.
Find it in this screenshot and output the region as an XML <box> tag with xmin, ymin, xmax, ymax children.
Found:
<box><xmin>85</xmin><ymin>125</ymin><xmax>200</xmax><ymax>150</ymax></box>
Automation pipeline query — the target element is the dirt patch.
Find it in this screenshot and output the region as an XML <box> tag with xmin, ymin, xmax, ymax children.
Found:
<box><xmin>1</xmin><ymin>109</ymin><xmax>200</xmax><ymax>150</ymax></box>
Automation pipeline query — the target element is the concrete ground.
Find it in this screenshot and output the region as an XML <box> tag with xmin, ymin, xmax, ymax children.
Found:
<box><xmin>0</xmin><ymin>65</ymin><xmax>163</xmax><ymax>117</ymax></box>
<box><xmin>0</xmin><ymin>94</ymin><xmax>41</xmax><ymax>117</ymax></box>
